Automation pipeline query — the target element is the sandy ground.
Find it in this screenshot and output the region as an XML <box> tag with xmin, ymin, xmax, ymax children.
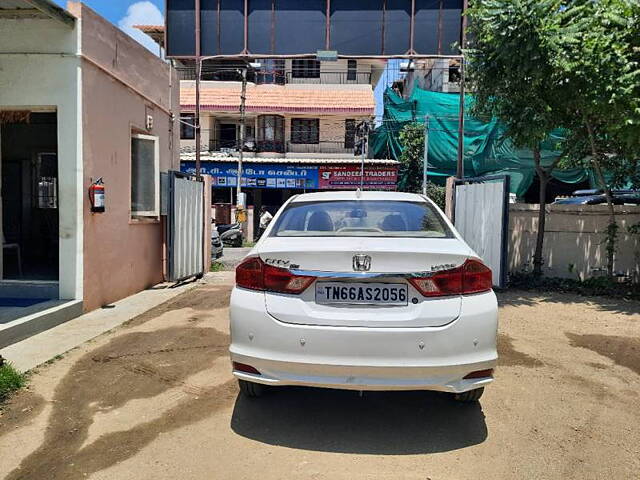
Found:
<box><xmin>1</xmin><ymin>275</ymin><xmax>639</xmax><ymax>480</ymax></box>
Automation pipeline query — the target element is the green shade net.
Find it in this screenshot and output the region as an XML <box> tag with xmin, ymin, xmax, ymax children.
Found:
<box><xmin>370</xmin><ymin>87</ymin><xmax>594</xmax><ymax>196</ymax></box>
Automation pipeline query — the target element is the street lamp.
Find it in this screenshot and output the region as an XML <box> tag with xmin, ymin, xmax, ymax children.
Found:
<box><xmin>192</xmin><ymin>61</ymin><xmax>261</xmax><ymax>223</ymax></box>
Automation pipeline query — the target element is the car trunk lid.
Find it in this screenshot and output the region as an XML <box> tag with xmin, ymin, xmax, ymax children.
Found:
<box><xmin>259</xmin><ymin>237</ymin><xmax>471</xmax><ymax>328</ymax></box>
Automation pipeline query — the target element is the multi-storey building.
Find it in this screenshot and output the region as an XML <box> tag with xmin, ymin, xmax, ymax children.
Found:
<box><xmin>136</xmin><ymin>26</ymin><xmax>400</xmax><ymax>222</ymax></box>
<box><xmin>178</xmin><ymin>59</ymin><xmax>399</xmax><ymax>211</ymax></box>
<box><xmin>400</xmin><ymin>58</ymin><xmax>461</xmax><ymax>96</ymax></box>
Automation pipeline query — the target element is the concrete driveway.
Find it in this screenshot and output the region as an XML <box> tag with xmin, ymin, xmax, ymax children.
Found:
<box><xmin>1</xmin><ymin>274</ymin><xmax>639</xmax><ymax>480</ymax></box>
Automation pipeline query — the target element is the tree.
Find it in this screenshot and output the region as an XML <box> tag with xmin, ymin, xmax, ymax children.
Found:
<box><xmin>467</xmin><ymin>0</ymin><xmax>640</xmax><ymax>278</ymax></box>
<box><xmin>554</xmin><ymin>0</ymin><xmax>640</xmax><ymax>276</ymax></box>
<box><xmin>466</xmin><ymin>0</ymin><xmax>566</xmax><ymax>276</ymax></box>
<box><xmin>397</xmin><ymin>123</ymin><xmax>446</xmax><ymax>210</ymax></box>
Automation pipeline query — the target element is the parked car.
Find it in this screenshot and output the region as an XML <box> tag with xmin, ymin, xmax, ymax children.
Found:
<box><xmin>211</xmin><ymin>227</ymin><xmax>223</xmax><ymax>259</ymax></box>
<box><xmin>229</xmin><ymin>191</ymin><xmax>498</xmax><ymax>402</ymax></box>
<box><xmin>217</xmin><ymin>223</ymin><xmax>243</xmax><ymax>247</ymax></box>
<box><xmin>554</xmin><ymin>189</ymin><xmax>640</xmax><ymax>205</ymax></box>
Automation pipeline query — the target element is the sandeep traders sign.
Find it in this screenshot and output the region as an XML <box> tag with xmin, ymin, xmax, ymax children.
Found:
<box><xmin>318</xmin><ymin>165</ymin><xmax>398</xmax><ymax>190</ymax></box>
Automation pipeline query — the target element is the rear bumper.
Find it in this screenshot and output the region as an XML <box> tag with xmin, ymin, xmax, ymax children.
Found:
<box><xmin>232</xmin><ymin>360</ymin><xmax>495</xmax><ymax>393</ymax></box>
<box><xmin>229</xmin><ymin>288</ymin><xmax>498</xmax><ymax>393</ymax></box>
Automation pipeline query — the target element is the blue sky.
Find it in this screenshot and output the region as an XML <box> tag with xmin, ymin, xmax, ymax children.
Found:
<box><xmin>53</xmin><ymin>0</ymin><xmax>162</xmax><ymax>24</ymax></box>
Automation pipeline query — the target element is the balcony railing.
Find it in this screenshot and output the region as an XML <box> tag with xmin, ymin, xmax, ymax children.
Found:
<box><xmin>207</xmin><ymin>139</ymin><xmax>285</xmax><ymax>154</ymax></box>
<box><xmin>285</xmin><ymin>71</ymin><xmax>372</xmax><ymax>85</ymax></box>
<box><xmin>201</xmin><ymin>139</ymin><xmax>355</xmax><ymax>156</ymax></box>
<box><xmin>176</xmin><ymin>67</ymin><xmax>371</xmax><ymax>85</ymax></box>
<box><xmin>286</xmin><ymin>141</ymin><xmax>354</xmax><ymax>155</ymax></box>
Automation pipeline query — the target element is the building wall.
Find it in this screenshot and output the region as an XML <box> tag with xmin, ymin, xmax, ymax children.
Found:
<box><xmin>284</xmin><ymin>114</ymin><xmax>366</xmax><ymax>152</ymax></box>
<box><xmin>404</xmin><ymin>59</ymin><xmax>459</xmax><ymax>95</ymax></box>
<box><xmin>70</xmin><ymin>3</ymin><xmax>179</xmax><ymax>311</ymax></box>
<box><xmin>185</xmin><ymin>112</ymin><xmax>368</xmax><ymax>157</ymax></box>
<box><xmin>0</xmin><ymin>14</ymin><xmax>83</xmax><ymax>300</ymax></box>
<box><xmin>284</xmin><ymin>59</ymin><xmax>373</xmax><ymax>85</ymax></box>
<box><xmin>509</xmin><ymin>204</ymin><xmax>640</xmax><ymax>281</ymax></box>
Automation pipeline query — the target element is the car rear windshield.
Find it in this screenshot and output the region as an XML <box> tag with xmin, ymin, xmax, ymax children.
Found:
<box><xmin>270</xmin><ymin>200</ymin><xmax>453</xmax><ymax>238</ymax></box>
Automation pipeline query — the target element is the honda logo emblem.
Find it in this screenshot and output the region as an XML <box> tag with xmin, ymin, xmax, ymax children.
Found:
<box><xmin>352</xmin><ymin>254</ymin><xmax>371</xmax><ymax>272</ymax></box>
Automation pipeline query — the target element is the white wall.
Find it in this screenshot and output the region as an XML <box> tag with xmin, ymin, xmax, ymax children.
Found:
<box><xmin>0</xmin><ymin>17</ymin><xmax>83</xmax><ymax>300</ymax></box>
<box><xmin>509</xmin><ymin>204</ymin><xmax>640</xmax><ymax>281</ymax></box>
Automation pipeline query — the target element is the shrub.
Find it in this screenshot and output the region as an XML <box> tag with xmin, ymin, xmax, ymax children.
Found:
<box><xmin>0</xmin><ymin>360</ymin><xmax>26</xmax><ymax>403</ymax></box>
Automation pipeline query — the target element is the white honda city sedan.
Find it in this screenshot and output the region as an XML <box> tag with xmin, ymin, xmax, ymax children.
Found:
<box><xmin>229</xmin><ymin>191</ymin><xmax>498</xmax><ymax>402</ymax></box>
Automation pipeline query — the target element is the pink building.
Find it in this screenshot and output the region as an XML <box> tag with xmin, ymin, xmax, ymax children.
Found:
<box><xmin>0</xmin><ymin>1</ymin><xmax>180</xmax><ymax>347</ymax></box>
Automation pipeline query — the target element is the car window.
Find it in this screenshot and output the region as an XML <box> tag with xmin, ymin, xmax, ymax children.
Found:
<box><xmin>271</xmin><ymin>200</ymin><xmax>453</xmax><ymax>238</ymax></box>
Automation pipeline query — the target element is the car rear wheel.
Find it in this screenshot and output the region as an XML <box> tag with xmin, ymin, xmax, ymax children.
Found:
<box><xmin>238</xmin><ymin>379</ymin><xmax>265</xmax><ymax>397</ymax></box>
<box><xmin>453</xmin><ymin>387</ymin><xmax>484</xmax><ymax>402</ymax></box>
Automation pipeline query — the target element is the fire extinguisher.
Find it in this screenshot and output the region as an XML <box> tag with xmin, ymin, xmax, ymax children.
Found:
<box><xmin>89</xmin><ymin>178</ymin><xmax>105</xmax><ymax>213</ymax></box>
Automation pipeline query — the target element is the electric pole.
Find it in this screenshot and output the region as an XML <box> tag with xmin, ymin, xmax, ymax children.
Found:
<box><xmin>236</xmin><ymin>67</ymin><xmax>247</xmax><ymax>211</ymax></box>
<box><xmin>356</xmin><ymin>121</ymin><xmax>369</xmax><ymax>190</ymax></box>
<box><xmin>195</xmin><ymin>57</ymin><xmax>202</xmax><ymax>180</ymax></box>
<box><xmin>422</xmin><ymin>116</ymin><xmax>429</xmax><ymax>196</ymax></box>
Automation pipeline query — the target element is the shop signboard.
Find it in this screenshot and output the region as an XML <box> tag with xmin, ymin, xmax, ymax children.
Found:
<box><xmin>181</xmin><ymin>161</ymin><xmax>319</xmax><ymax>189</ymax></box>
<box><xmin>318</xmin><ymin>165</ymin><xmax>398</xmax><ymax>190</ymax></box>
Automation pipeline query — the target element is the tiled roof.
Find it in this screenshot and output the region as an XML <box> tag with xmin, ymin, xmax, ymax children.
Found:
<box><xmin>133</xmin><ymin>25</ymin><xmax>164</xmax><ymax>47</ymax></box>
<box><xmin>181</xmin><ymin>83</ymin><xmax>375</xmax><ymax>115</ymax></box>
<box><xmin>180</xmin><ymin>151</ymin><xmax>398</xmax><ymax>165</ymax></box>
<box><xmin>133</xmin><ymin>24</ymin><xmax>164</xmax><ymax>33</ymax></box>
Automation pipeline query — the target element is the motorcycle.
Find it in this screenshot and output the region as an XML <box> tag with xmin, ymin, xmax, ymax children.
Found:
<box><xmin>217</xmin><ymin>223</ymin><xmax>243</xmax><ymax>247</ymax></box>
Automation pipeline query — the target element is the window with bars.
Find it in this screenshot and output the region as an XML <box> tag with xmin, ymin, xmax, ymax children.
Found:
<box><xmin>256</xmin><ymin>59</ymin><xmax>285</xmax><ymax>84</ymax></box>
<box><xmin>180</xmin><ymin>114</ymin><xmax>195</xmax><ymax>140</ymax></box>
<box><xmin>344</xmin><ymin>119</ymin><xmax>356</xmax><ymax>149</ymax></box>
<box><xmin>291</xmin><ymin>118</ymin><xmax>319</xmax><ymax>144</ymax></box>
<box><xmin>131</xmin><ymin>133</ymin><xmax>159</xmax><ymax>218</ymax></box>
<box><xmin>257</xmin><ymin>115</ymin><xmax>285</xmax><ymax>152</ymax></box>
<box><xmin>291</xmin><ymin>59</ymin><xmax>320</xmax><ymax>78</ymax></box>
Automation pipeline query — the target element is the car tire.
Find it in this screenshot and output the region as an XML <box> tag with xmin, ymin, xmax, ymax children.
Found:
<box><xmin>238</xmin><ymin>380</ymin><xmax>264</xmax><ymax>397</ymax></box>
<box><xmin>453</xmin><ymin>387</ymin><xmax>484</xmax><ymax>402</ymax></box>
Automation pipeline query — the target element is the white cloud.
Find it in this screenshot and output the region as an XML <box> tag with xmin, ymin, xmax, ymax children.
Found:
<box><xmin>118</xmin><ymin>1</ymin><xmax>164</xmax><ymax>54</ymax></box>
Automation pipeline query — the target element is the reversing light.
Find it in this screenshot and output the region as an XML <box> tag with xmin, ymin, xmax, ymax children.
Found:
<box><xmin>409</xmin><ymin>259</ymin><xmax>492</xmax><ymax>297</ymax></box>
<box><xmin>263</xmin><ymin>264</ymin><xmax>316</xmax><ymax>294</ymax></box>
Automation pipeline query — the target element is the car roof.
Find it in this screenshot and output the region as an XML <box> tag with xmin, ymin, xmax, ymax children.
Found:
<box><xmin>289</xmin><ymin>191</ymin><xmax>427</xmax><ymax>203</ymax></box>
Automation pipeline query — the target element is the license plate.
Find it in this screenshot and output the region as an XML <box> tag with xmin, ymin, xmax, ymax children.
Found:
<box><xmin>315</xmin><ymin>282</ymin><xmax>408</xmax><ymax>306</ymax></box>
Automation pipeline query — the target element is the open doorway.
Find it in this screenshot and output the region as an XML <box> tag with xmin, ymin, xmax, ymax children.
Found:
<box><xmin>219</xmin><ymin>123</ymin><xmax>237</xmax><ymax>149</ymax></box>
<box><xmin>1</xmin><ymin>111</ymin><xmax>59</xmax><ymax>283</ymax></box>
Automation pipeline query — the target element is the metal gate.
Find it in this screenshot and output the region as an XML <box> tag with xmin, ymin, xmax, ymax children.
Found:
<box><xmin>453</xmin><ymin>175</ymin><xmax>510</xmax><ymax>288</ymax></box>
<box><xmin>167</xmin><ymin>171</ymin><xmax>205</xmax><ymax>282</ymax></box>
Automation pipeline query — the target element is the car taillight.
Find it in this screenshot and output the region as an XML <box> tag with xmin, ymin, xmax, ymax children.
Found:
<box><xmin>236</xmin><ymin>256</ymin><xmax>265</xmax><ymax>290</ymax></box>
<box><xmin>409</xmin><ymin>259</ymin><xmax>492</xmax><ymax>297</ymax></box>
<box><xmin>236</xmin><ymin>256</ymin><xmax>315</xmax><ymax>294</ymax></box>
<box><xmin>462</xmin><ymin>258</ymin><xmax>493</xmax><ymax>294</ymax></box>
